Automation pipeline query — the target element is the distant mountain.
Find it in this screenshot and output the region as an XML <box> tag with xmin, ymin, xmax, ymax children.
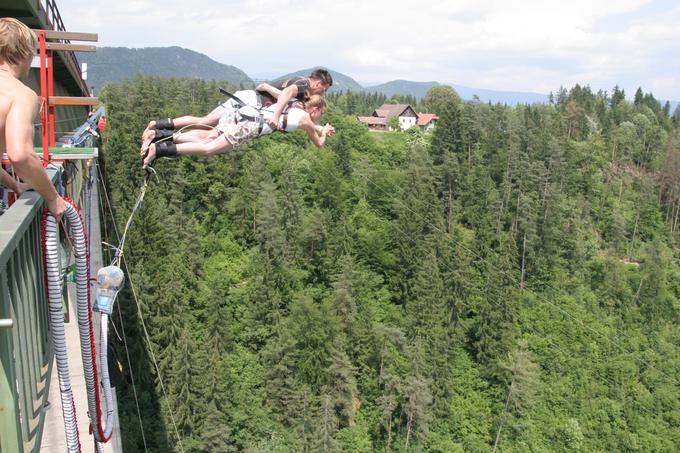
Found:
<box><xmin>366</xmin><ymin>79</ymin><xmax>548</xmax><ymax>104</ymax></box>
<box><xmin>366</xmin><ymin>80</ymin><xmax>440</xmax><ymax>100</ymax></box>
<box><xmin>77</xmin><ymin>46</ymin><xmax>675</xmax><ymax>109</ymax></box>
<box><xmin>271</xmin><ymin>67</ymin><xmax>364</xmax><ymax>94</ymax></box>
<box><xmin>76</xmin><ymin>46</ymin><xmax>253</xmax><ymax>91</ymax></box>
<box><xmin>265</xmin><ymin>70</ymin><xmax>551</xmax><ymax>105</ymax></box>
<box><xmin>450</xmin><ymin>83</ymin><xmax>548</xmax><ymax>105</ymax></box>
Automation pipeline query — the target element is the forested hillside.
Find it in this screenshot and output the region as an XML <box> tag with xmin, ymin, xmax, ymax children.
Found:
<box><xmin>99</xmin><ymin>75</ymin><xmax>680</xmax><ymax>452</ymax></box>
<box><xmin>77</xmin><ymin>47</ymin><xmax>253</xmax><ymax>91</ymax></box>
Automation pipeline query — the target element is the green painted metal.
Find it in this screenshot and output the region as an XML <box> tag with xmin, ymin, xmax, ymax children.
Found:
<box><xmin>0</xmin><ymin>265</ymin><xmax>23</xmax><ymax>453</ymax></box>
<box><xmin>9</xmin><ymin>253</ymin><xmax>32</xmax><ymax>441</ymax></box>
<box><xmin>35</xmin><ymin>146</ymin><xmax>97</xmax><ymax>155</ymax></box>
<box><xmin>0</xmin><ymin>170</ymin><xmax>58</xmax><ymax>452</ymax></box>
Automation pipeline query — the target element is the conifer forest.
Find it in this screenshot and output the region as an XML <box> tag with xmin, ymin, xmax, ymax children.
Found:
<box><xmin>99</xmin><ymin>76</ymin><xmax>680</xmax><ymax>452</ymax></box>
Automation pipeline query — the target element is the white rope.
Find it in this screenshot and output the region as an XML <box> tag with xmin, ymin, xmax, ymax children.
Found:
<box><xmin>121</xmin><ymin>254</ymin><xmax>186</xmax><ymax>453</ymax></box>
<box><xmin>96</xmin><ymin>160</ymin><xmax>149</xmax><ymax>451</ymax></box>
<box><xmin>97</xmin><ymin>159</ymin><xmax>184</xmax><ymax>451</ymax></box>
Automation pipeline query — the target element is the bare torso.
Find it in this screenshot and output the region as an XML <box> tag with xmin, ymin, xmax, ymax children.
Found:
<box><xmin>0</xmin><ymin>70</ymin><xmax>38</xmax><ymax>152</ymax></box>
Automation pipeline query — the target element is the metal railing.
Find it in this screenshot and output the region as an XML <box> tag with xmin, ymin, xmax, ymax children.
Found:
<box><xmin>0</xmin><ymin>171</ymin><xmax>58</xmax><ymax>452</ymax></box>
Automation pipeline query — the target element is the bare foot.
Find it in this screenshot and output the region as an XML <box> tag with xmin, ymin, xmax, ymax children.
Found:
<box><xmin>140</xmin><ymin>120</ymin><xmax>156</xmax><ymax>140</ymax></box>
<box><xmin>14</xmin><ymin>181</ymin><xmax>31</xmax><ymax>198</ymax></box>
<box><xmin>142</xmin><ymin>144</ymin><xmax>156</xmax><ymax>169</ymax></box>
<box><xmin>140</xmin><ymin>129</ymin><xmax>156</xmax><ymax>156</ymax></box>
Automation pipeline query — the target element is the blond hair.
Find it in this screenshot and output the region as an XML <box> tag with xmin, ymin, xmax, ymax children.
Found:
<box><xmin>0</xmin><ymin>18</ymin><xmax>37</xmax><ymax>66</ymax></box>
<box><xmin>305</xmin><ymin>95</ymin><xmax>327</xmax><ymax>110</ymax></box>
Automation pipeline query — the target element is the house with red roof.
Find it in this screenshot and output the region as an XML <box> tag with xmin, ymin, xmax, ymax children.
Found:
<box><xmin>416</xmin><ymin>113</ymin><xmax>439</xmax><ymax>132</ymax></box>
<box><xmin>357</xmin><ymin>103</ymin><xmax>438</xmax><ymax>132</ymax></box>
<box><xmin>374</xmin><ymin>104</ymin><xmax>418</xmax><ymax>130</ymax></box>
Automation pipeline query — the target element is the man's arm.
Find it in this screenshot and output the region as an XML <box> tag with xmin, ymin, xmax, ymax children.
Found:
<box><xmin>269</xmin><ymin>84</ymin><xmax>298</xmax><ymax>129</ymax></box>
<box><xmin>256</xmin><ymin>82</ymin><xmax>283</xmax><ymax>99</ymax></box>
<box><xmin>5</xmin><ymin>88</ymin><xmax>66</xmax><ymax>219</ymax></box>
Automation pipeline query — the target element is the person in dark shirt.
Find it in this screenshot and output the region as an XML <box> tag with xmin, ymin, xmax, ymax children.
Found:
<box><xmin>141</xmin><ymin>69</ymin><xmax>333</xmax><ymax>152</ymax></box>
<box><xmin>257</xmin><ymin>68</ymin><xmax>333</xmax><ymax>106</ymax></box>
<box><xmin>141</xmin><ymin>94</ymin><xmax>335</xmax><ymax>168</ymax></box>
<box><xmin>261</xmin><ymin>69</ymin><xmax>333</xmax><ymax>131</ymax></box>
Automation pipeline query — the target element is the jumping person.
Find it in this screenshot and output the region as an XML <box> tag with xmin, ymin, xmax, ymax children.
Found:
<box><xmin>256</xmin><ymin>68</ymin><xmax>334</xmax><ymax>128</ymax></box>
<box><xmin>0</xmin><ymin>18</ymin><xmax>66</xmax><ymax>219</ymax></box>
<box><xmin>140</xmin><ymin>69</ymin><xmax>333</xmax><ymax>150</ymax></box>
<box><xmin>142</xmin><ymin>94</ymin><xmax>335</xmax><ymax>168</ymax></box>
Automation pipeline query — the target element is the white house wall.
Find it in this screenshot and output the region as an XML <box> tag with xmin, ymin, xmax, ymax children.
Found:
<box><xmin>399</xmin><ymin>116</ymin><xmax>417</xmax><ymax>130</ymax></box>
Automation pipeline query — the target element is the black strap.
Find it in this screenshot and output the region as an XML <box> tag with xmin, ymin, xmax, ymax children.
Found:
<box><xmin>156</xmin><ymin>142</ymin><xmax>177</xmax><ymax>158</ymax></box>
<box><xmin>220</xmin><ymin>88</ymin><xmax>298</xmax><ymax>134</ymax></box>
<box><xmin>155</xmin><ymin>118</ymin><xmax>174</xmax><ymax>130</ymax></box>
<box><xmin>152</xmin><ymin>129</ymin><xmax>174</xmax><ymax>141</ymax></box>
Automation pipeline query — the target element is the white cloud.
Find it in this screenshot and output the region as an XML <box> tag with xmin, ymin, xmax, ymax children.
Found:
<box><xmin>55</xmin><ymin>0</ymin><xmax>678</xmax><ymax>99</ymax></box>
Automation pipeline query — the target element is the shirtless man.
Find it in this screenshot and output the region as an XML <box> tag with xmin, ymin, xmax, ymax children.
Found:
<box><xmin>0</xmin><ymin>18</ymin><xmax>66</xmax><ymax>219</ymax></box>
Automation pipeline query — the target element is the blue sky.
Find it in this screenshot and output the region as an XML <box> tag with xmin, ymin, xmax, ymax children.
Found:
<box><xmin>56</xmin><ymin>0</ymin><xmax>678</xmax><ymax>100</ymax></box>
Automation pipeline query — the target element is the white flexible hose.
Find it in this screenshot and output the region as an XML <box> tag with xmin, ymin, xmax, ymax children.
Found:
<box><xmin>44</xmin><ymin>200</ymin><xmax>111</xmax><ymax>450</ymax></box>
<box><xmin>43</xmin><ymin>213</ymin><xmax>81</xmax><ymax>452</ymax></box>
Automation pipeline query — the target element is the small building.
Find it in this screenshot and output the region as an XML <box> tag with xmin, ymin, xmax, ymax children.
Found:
<box><xmin>416</xmin><ymin>113</ymin><xmax>439</xmax><ymax>132</ymax></box>
<box><xmin>373</xmin><ymin>104</ymin><xmax>418</xmax><ymax>130</ymax></box>
<box><xmin>357</xmin><ymin>116</ymin><xmax>388</xmax><ymax>131</ymax></box>
<box><xmin>357</xmin><ymin>103</ymin><xmax>438</xmax><ymax>132</ymax></box>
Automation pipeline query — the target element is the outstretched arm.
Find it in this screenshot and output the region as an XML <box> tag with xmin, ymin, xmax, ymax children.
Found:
<box><xmin>300</xmin><ymin>116</ymin><xmax>334</xmax><ymax>148</ymax></box>
<box><xmin>5</xmin><ymin>88</ymin><xmax>66</xmax><ymax>219</ymax></box>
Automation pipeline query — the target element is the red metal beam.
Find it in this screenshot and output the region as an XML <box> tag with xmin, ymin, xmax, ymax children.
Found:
<box><xmin>38</xmin><ymin>31</ymin><xmax>49</xmax><ymax>165</ymax></box>
<box><xmin>48</xmin><ymin>50</ymin><xmax>55</xmax><ymax>148</ymax></box>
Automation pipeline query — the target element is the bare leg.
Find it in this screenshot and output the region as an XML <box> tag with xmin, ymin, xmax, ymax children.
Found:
<box><xmin>142</xmin><ymin>106</ymin><xmax>224</xmax><ymax>137</ymax></box>
<box><xmin>175</xmin><ymin>135</ymin><xmax>234</xmax><ymax>157</ymax></box>
<box><xmin>142</xmin><ymin>134</ymin><xmax>234</xmax><ymax>168</ymax></box>
<box><xmin>173</xmin><ymin>109</ymin><xmax>222</xmax><ymax>129</ymax></box>
<box><xmin>173</xmin><ymin>128</ymin><xmax>217</xmax><ymax>143</ymax></box>
<box><xmin>0</xmin><ymin>168</ymin><xmax>30</xmax><ymax>197</ymax></box>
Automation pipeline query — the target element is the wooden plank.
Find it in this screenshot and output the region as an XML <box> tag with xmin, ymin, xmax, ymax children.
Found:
<box><xmin>31</xmin><ymin>30</ymin><xmax>98</xmax><ymax>42</ymax></box>
<box><xmin>44</xmin><ymin>43</ymin><xmax>96</xmax><ymax>52</ymax></box>
<box><xmin>48</xmin><ymin>96</ymin><xmax>99</xmax><ymax>106</ymax></box>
